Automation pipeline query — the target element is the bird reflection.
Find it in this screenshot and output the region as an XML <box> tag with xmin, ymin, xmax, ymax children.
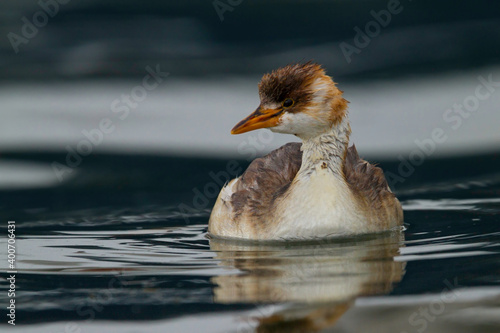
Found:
<box><xmin>209</xmin><ymin>230</ymin><xmax>405</xmax><ymax>332</ymax></box>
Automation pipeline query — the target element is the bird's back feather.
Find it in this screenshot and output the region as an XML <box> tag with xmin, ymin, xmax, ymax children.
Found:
<box><xmin>231</xmin><ymin>143</ymin><xmax>399</xmax><ymax>221</ymax></box>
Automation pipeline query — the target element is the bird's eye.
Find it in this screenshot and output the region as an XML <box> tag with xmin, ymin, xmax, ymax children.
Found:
<box><xmin>282</xmin><ymin>98</ymin><xmax>294</xmax><ymax>108</ymax></box>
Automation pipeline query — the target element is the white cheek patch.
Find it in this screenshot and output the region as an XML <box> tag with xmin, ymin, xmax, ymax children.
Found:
<box><xmin>271</xmin><ymin>112</ymin><xmax>324</xmax><ymax>136</ymax></box>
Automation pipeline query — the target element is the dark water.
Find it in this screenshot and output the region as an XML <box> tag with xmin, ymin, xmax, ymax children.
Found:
<box><xmin>1</xmin><ymin>151</ymin><xmax>500</xmax><ymax>332</ymax></box>
<box><xmin>2</xmin><ymin>0</ymin><xmax>500</xmax><ymax>331</ymax></box>
<box><xmin>3</xmin><ymin>0</ymin><xmax>500</xmax><ymax>81</ymax></box>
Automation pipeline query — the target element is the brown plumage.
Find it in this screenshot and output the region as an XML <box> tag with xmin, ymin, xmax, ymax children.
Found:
<box><xmin>231</xmin><ymin>143</ymin><xmax>401</xmax><ymax>226</ymax></box>
<box><xmin>231</xmin><ymin>143</ymin><xmax>302</xmax><ymax>219</ymax></box>
<box><xmin>344</xmin><ymin>145</ymin><xmax>404</xmax><ymax>227</ymax></box>
<box><xmin>258</xmin><ymin>63</ymin><xmax>320</xmax><ymax>108</ymax></box>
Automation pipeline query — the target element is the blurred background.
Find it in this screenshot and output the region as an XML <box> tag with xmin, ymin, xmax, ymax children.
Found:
<box><xmin>1</xmin><ymin>0</ymin><xmax>499</xmax><ymax>161</ymax></box>
<box><xmin>1</xmin><ymin>1</ymin><xmax>500</xmax><ymax>331</ymax></box>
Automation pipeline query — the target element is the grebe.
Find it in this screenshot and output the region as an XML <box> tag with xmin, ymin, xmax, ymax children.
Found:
<box><xmin>208</xmin><ymin>62</ymin><xmax>403</xmax><ymax>240</ymax></box>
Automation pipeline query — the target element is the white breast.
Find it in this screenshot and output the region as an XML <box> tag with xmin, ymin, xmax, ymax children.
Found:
<box><xmin>269</xmin><ymin>167</ymin><xmax>367</xmax><ymax>239</ymax></box>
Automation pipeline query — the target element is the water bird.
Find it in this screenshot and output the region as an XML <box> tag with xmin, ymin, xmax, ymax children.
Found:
<box><xmin>208</xmin><ymin>62</ymin><xmax>403</xmax><ymax>240</ymax></box>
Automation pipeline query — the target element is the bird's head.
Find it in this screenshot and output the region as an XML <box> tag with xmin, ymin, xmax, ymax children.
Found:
<box><xmin>231</xmin><ymin>62</ymin><xmax>349</xmax><ymax>140</ymax></box>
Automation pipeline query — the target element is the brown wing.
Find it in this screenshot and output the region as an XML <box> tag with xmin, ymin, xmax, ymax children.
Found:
<box><xmin>231</xmin><ymin>143</ymin><xmax>400</xmax><ymax>222</ymax></box>
<box><xmin>231</xmin><ymin>142</ymin><xmax>302</xmax><ymax>218</ymax></box>
<box><xmin>344</xmin><ymin>145</ymin><xmax>397</xmax><ymax>210</ymax></box>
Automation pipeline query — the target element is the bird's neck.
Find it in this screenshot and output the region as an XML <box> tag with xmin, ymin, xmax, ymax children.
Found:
<box><xmin>298</xmin><ymin>116</ymin><xmax>351</xmax><ymax>178</ymax></box>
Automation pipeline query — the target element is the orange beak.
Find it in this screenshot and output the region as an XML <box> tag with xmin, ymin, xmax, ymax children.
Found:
<box><xmin>230</xmin><ymin>106</ymin><xmax>283</xmax><ymax>135</ymax></box>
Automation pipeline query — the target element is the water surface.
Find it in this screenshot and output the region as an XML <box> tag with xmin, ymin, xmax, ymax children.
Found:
<box><xmin>1</xmin><ymin>151</ymin><xmax>499</xmax><ymax>332</ymax></box>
